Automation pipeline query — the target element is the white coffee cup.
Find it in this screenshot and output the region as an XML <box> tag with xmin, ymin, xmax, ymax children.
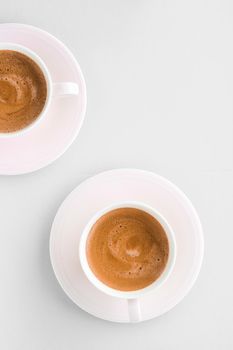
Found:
<box><xmin>0</xmin><ymin>43</ymin><xmax>79</xmax><ymax>138</ymax></box>
<box><xmin>79</xmin><ymin>201</ymin><xmax>176</xmax><ymax>322</ymax></box>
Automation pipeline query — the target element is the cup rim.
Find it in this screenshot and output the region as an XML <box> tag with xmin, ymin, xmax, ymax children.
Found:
<box><xmin>79</xmin><ymin>201</ymin><xmax>177</xmax><ymax>299</ymax></box>
<box><xmin>0</xmin><ymin>42</ymin><xmax>52</xmax><ymax>138</ymax></box>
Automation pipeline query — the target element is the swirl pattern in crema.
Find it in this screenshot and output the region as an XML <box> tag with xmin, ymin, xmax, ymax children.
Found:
<box><xmin>0</xmin><ymin>50</ymin><xmax>47</xmax><ymax>133</ymax></box>
<box><xmin>87</xmin><ymin>208</ymin><xmax>169</xmax><ymax>291</ymax></box>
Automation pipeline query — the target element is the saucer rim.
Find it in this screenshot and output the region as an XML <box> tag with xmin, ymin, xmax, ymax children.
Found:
<box><xmin>0</xmin><ymin>23</ymin><xmax>87</xmax><ymax>175</ymax></box>
<box><xmin>50</xmin><ymin>168</ymin><xmax>204</xmax><ymax>323</ymax></box>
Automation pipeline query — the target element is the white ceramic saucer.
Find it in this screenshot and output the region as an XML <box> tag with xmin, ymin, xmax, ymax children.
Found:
<box><xmin>0</xmin><ymin>23</ymin><xmax>86</xmax><ymax>175</ymax></box>
<box><xmin>50</xmin><ymin>169</ymin><xmax>204</xmax><ymax>323</ymax></box>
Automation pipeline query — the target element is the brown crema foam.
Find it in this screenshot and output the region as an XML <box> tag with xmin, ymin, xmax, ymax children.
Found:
<box><xmin>86</xmin><ymin>208</ymin><xmax>169</xmax><ymax>291</ymax></box>
<box><xmin>0</xmin><ymin>50</ymin><xmax>47</xmax><ymax>133</ymax></box>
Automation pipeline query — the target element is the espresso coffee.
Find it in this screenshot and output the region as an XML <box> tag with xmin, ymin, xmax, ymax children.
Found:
<box><xmin>86</xmin><ymin>208</ymin><xmax>169</xmax><ymax>291</ymax></box>
<box><xmin>0</xmin><ymin>50</ymin><xmax>47</xmax><ymax>133</ymax></box>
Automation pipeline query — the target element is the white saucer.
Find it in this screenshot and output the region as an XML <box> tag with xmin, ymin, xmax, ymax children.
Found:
<box><xmin>0</xmin><ymin>23</ymin><xmax>86</xmax><ymax>175</ymax></box>
<box><xmin>50</xmin><ymin>169</ymin><xmax>204</xmax><ymax>323</ymax></box>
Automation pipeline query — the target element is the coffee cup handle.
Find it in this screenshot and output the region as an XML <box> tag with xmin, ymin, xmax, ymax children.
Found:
<box><xmin>128</xmin><ymin>299</ymin><xmax>141</xmax><ymax>322</ymax></box>
<box><xmin>52</xmin><ymin>82</ymin><xmax>79</xmax><ymax>97</ymax></box>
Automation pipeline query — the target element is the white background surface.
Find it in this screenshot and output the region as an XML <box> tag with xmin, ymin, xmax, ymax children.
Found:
<box><xmin>0</xmin><ymin>1</ymin><xmax>232</xmax><ymax>349</ymax></box>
